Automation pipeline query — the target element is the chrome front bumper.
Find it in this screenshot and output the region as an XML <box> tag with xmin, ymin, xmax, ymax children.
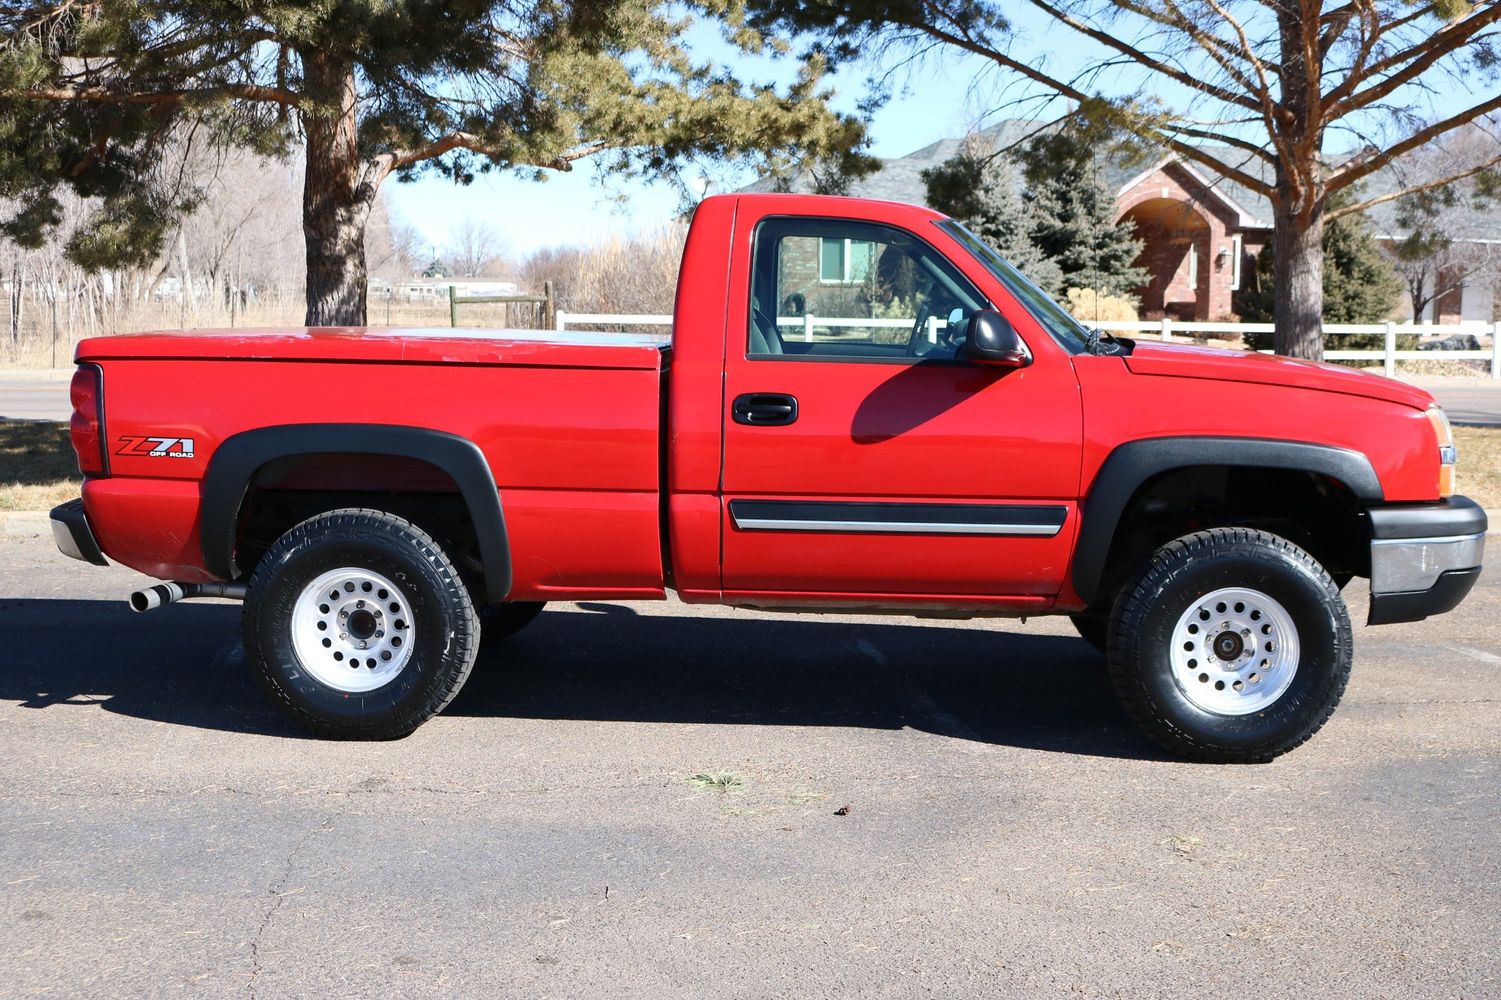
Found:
<box><xmin>1367</xmin><ymin>497</ymin><xmax>1486</xmax><ymax>625</ymax></box>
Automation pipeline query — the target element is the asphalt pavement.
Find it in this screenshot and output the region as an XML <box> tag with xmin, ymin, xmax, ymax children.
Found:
<box><xmin>2</xmin><ymin>531</ymin><xmax>1498</xmax><ymax>998</ymax></box>
<box><xmin>0</xmin><ymin>374</ymin><xmax>72</xmax><ymax>422</ymax></box>
<box><xmin>5</xmin><ymin>370</ymin><xmax>1501</xmax><ymax>425</ymax></box>
<box><xmin>1431</xmin><ymin>384</ymin><xmax>1501</xmax><ymax>426</ymax></box>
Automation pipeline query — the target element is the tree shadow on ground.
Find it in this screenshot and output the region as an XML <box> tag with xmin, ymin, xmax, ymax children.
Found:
<box><xmin>2</xmin><ymin>598</ymin><xmax>1164</xmax><ymax>760</ymax></box>
<box><xmin>0</xmin><ymin>419</ymin><xmax>77</xmax><ymax>485</ymax></box>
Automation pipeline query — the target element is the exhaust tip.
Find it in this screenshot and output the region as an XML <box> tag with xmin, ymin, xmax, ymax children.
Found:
<box><xmin>128</xmin><ymin>590</ymin><xmax>155</xmax><ymax>613</ymax></box>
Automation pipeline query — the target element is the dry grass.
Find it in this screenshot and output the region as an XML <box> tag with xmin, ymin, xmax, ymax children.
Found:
<box><xmin>687</xmin><ymin>771</ymin><xmax>744</xmax><ymax>793</ymax></box>
<box><xmin>1456</xmin><ymin>426</ymin><xmax>1501</xmax><ymax>511</ymax></box>
<box><xmin>0</xmin><ymin>420</ymin><xmax>79</xmax><ymax>511</ymax></box>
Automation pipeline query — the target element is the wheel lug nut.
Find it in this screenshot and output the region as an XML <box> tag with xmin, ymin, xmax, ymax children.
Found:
<box><xmin>356</xmin><ymin>600</ymin><xmax>365</xmax><ymax>609</ymax></box>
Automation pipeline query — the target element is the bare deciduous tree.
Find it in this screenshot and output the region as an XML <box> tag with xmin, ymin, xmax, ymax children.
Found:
<box><xmin>1383</xmin><ymin>125</ymin><xmax>1501</xmax><ymax>322</ymax></box>
<box><xmin>750</xmin><ymin>0</ymin><xmax>1501</xmax><ymax>358</ymax></box>
<box><xmin>522</xmin><ymin>226</ymin><xmax>687</xmax><ymax>316</ymax></box>
<box><xmin>443</xmin><ymin>219</ymin><xmax>507</xmax><ymax>279</ymax></box>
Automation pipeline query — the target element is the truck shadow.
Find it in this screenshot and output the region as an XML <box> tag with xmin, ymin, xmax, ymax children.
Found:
<box><xmin>1</xmin><ymin>599</ymin><xmax>1163</xmax><ymax>760</ymax></box>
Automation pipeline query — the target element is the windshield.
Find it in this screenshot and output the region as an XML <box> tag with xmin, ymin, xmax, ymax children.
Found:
<box><xmin>936</xmin><ymin>220</ymin><xmax>1092</xmax><ymax>355</ymax></box>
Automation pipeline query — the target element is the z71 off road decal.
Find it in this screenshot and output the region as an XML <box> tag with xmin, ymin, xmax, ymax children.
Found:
<box><xmin>115</xmin><ymin>436</ymin><xmax>196</xmax><ymax>459</ymax></box>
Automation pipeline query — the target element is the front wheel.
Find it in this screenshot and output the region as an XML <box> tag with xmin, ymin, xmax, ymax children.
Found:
<box><xmin>242</xmin><ymin>508</ymin><xmax>480</xmax><ymax>739</ymax></box>
<box><xmin>1107</xmin><ymin>528</ymin><xmax>1352</xmax><ymax>763</ymax></box>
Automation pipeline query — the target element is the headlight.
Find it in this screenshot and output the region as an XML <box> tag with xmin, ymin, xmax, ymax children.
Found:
<box><xmin>1427</xmin><ymin>406</ymin><xmax>1456</xmax><ymax>498</ymax></box>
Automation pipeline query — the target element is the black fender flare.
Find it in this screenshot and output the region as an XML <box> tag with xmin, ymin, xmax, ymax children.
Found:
<box><xmin>201</xmin><ymin>424</ymin><xmax>511</xmax><ymax>602</ymax></box>
<box><xmin>1071</xmin><ymin>436</ymin><xmax>1383</xmax><ymax>606</ymax></box>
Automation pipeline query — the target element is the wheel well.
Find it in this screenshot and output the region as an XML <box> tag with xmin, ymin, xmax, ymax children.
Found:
<box><xmin>234</xmin><ymin>453</ymin><xmax>486</xmax><ymax>594</ymax></box>
<box><xmin>1092</xmin><ymin>466</ymin><xmax>1369</xmax><ymax>610</ymax></box>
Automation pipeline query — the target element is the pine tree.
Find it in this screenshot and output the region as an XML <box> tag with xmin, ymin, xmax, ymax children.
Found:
<box><xmin>1015</xmin><ymin>132</ymin><xmax>1146</xmax><ymax>298</ymax></box>
<box><xmin>922</xmin><ymin>143</ymin><xmax>1063</xmax><ymax>294</ymax></box>
<box><xmin>0</xmin><ymin>1</ymin><xmax>872</xmax><ymax>325</ymax></box>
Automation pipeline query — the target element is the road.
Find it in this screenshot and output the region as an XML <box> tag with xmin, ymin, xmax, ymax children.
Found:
<box><xmin>1430</xmin><ymin>384</ymin><xmax>1501</xmax><ymax>426</ymax></box>
<box><xmin>0</xmin><ymin>375</ymin><xmax>73</xmax><ymax>422</ymax></box>
<box><xmin>5</xmin><ymin>371</ymin><xmax>1501</xmax><ymax>425</ymax></box>
<box><xmin>2</xmin><ymin>530</ymin><xmax>1498</xmax><ymax>998</ymax></box>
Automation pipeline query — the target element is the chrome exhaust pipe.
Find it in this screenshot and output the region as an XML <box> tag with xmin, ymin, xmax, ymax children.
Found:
<box><xmin>128</xmin><ymin>581</ymin><xmax>248</xmax><ymax>613</ymax></box>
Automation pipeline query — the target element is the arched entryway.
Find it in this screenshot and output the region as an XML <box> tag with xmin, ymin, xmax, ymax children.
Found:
<box><xmin>1119</xmin><ymin>198</ymin><xmax>1211</xmax><ymax>321</ymax></box>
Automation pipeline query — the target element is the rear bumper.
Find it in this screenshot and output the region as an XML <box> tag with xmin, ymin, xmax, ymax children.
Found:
<box><xmin>1367</xmin><ymin>496</ymin><xmax>1485</xmax><ymax>625</ymax></box>
<box><xmin>50</xmin><ymin>498</ymin><xmax>108</xmax><ymax>566</ymax></box>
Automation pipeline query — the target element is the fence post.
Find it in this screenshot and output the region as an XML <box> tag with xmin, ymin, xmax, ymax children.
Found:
<box><xmin>803</xmin><ymin>313</ymin><xmax>815</xmax><ymax>344</ymax></box>
<box><xmin>1159</xmin><ymin>316</ymin><xmax>1172</xmax><ymax>341</ymax></box>
<box><xmin>555</xmin><ymin>309</ymin><xmax>568</xmax><ymax>332</ymax></box>
<box><xmin>927</xmin><ymin>315</ymin><xmax>939</xmax><ymax>344</ymax></box>
<box><xmin>1384</xmin><ymin>321</ymin><xmax>1396</xmax><ymax>378</ymax></box>
<box><xmin>448</xmin><ymin>285</ymin><xmax>457</xmax><ymax>327</ymax></box>
<box><xmin>543</xmin><ymin>281</ymin><xmax>555</xmax><ymax>331</ymax></box>
<box><xmin>1492</xmin><ymin>321</ymin><xmax>1500</xmax><ymax>380</ymax></box>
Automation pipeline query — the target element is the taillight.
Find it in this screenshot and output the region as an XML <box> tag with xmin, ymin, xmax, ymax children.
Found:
<box><xmin>69</xmin><ymin>364</ymin><xmax>108</xmax><ymax>476</ymax></box>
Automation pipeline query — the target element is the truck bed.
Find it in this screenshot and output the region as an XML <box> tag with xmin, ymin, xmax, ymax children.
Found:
<box><xmin>76</xmin><ymin>327</ymin><xmax>672</xmax><ymax>599</ymax></box>
<box><xmin>77</xmin><ymin>326</ymin><xmax>671</xmax><ymax>369</ymax></box>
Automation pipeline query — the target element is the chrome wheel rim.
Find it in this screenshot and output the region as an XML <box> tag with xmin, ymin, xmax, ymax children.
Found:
<box><xmin>291</xmin><ymin>567</ymin><xmax>415</xmax><ymax>693</ymax></box>
<box><xmin>1170</xmin><ymin>587</ymin><xmax>1299</xmax><ymax>715</ymax></box>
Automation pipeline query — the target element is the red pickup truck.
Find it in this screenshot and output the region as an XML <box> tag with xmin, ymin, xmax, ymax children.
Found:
<box><xmin>51</xmin><ymin>193</ymin><xmax>1485</xmax><ymax>761</ymax></box>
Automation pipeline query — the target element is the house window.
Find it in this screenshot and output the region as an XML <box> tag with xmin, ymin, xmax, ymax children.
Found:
<box><xmin>1230</xmin><ymin>234</ymin><xmax>1243</xmax><ymax>290</ymax></box>
<box><xmin>819</xmin><ymin>238</ymin><xmax>874</xmax><ymax>283</ymax></box>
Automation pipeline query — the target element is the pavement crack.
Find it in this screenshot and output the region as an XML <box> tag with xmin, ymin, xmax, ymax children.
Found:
<box><xmin>247</xmin><ymin>820</ymin><xmax>327</xmax><ymax>999</ymax></box>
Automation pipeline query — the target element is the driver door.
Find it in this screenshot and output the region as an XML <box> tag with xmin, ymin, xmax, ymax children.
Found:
<box><xmin>720</xmin><ymin>211</ymin><xmax>1083</xmax><ymax>600</ymax></box>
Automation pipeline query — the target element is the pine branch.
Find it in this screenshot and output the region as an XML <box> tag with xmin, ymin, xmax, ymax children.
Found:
<box><xmin>1023</xmin><ymin>0</ymin><xmax>1265</xmax><ymax>112</ymax></box>
<box><xmin>371</xmin><ymin>133</ymin><xmax>613</xmax><ymax>183</ymax></box>
<box><xmin>11</xmin><ymin>83</ymin><xmax>299</xmax><ymax>106</ymax></box>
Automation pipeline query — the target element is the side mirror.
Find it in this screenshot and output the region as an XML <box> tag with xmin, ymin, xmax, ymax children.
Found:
<box><xmin>965</xmin><ymin>310</ymin><xmax>1029</xmax><ymax>367</ymax></box>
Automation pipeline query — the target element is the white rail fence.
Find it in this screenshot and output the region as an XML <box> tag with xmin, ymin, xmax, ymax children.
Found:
<box><xmin>555</xmin><ymin>311</ymin><xmax>1501</xmax><ymax>379</ymax></box>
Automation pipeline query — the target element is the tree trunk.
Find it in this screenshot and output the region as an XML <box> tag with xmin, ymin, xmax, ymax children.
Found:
<box><xmin>1271</xmin><ymin>1</ymin><xmax>1326</xmax><ymax>361</ymax></box>
<box><xmin>1407</xmin><ymin>272</ymin><xmax>1430</xmax><ymax>324</ymax></box>
<box><xmin>1271</xmin><ymin>195</ymin><xmax>1326</xmax><ymax>360</ymax></box>
<box><xmin>301</xmin><ymin>52</ymin><xmax>376</xmax><ymax>326</ymax></box>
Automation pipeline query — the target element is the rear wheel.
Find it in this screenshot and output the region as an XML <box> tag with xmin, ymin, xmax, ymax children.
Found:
<box><xmin>243</xmin><ymin>508</ymin><xmax>479</xmax><ymax>739</ymax></box>
<box><xmin>1107</xmin><ymin>528</ymin><xmax>1351</xmax><ymax>763</ymax></box>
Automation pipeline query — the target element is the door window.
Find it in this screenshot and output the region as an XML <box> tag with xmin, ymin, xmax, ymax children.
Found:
<box><xmin>749</xmin><ymin>218</ymin><xmax>987</xmax><ymax>361</ymax></box>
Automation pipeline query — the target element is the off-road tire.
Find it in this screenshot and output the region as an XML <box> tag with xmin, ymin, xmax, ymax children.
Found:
<box><xmin>1107</xmin><ymin>527</ymin><xmax>1352</xmax><ymax>763</ymax></box>
<box><xmin>480</xmin><ymin>601</ymin><xmax>547</xmax><ymax>642</ymax></box>
<box><xmin>242</xmin><ymin>508</ymin><xmax>480</xmax><ymax>739</ymax></box>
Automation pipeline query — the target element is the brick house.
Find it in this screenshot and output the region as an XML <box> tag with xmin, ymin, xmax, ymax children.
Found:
<box><xmin>1112</xmin><ymin>158</ymin><xmax>1269</xmax><ymax>321</ymax></box>
<box><xmin>749</xmin><ymin>118</ymin><xmax>1498</xmax><ymax>323</ymax></box>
